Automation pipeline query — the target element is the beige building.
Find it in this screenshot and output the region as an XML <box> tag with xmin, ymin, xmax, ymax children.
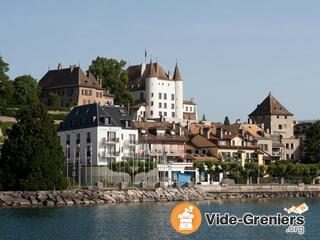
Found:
<box><xmin>248</xmin><ymin>92</ymin><xmax>300</xmax><ymax>161</ymax></box>
<box><xmin>39</xmin><ymin>64</ymin><xmax>114</xmax><ymax>107</ymax></box>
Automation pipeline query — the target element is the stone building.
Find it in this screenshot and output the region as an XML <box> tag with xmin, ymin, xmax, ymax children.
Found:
<box><xmin>183</xmin><ymin>99</ymin><xmax>198</xmax><ymax>122</ymax></box>
<box><xmin>248</xmin><ymin>92</ymin><xmax>300</xmax><ymax>161</ymax></box>
<box><xmin>127</xmin><ymin>60</ymin><xmax>183</xmax><ymax>122</ymax></box>
<box><xmin>39</xmin><ymin>64</ymin><xmax>114</xmax><ymax>107</ymax></box>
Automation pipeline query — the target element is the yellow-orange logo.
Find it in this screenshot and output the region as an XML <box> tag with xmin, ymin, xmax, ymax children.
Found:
<box><xmin>170</xmin><ymin>202</ymin><xmax>202</xmax><ymax>235</ymax></box>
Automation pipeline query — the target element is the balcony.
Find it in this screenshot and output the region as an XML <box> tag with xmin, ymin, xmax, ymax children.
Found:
<box><xmin>104</xmin><ymin>138</ymin><xmax>120</xmax><ymax>144</ymax></box>
<box><xmin>124</xmin><ymin>140</ymin><xmax>137</xmax><ymax>146</ymax></box>
<box><xmin>272</xmin><ymin>151</ymin><xmax>281</xmax><ymax>157</ymax></box>
<box><xmin>104</xmin><ymin>151</ymin><xmax>120</xmax><ymax>157</ymax></box>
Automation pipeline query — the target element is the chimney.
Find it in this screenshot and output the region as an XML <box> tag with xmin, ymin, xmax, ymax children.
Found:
<box><xmin>217</xmin><ymin>128</ymin><xmax>223</xmax><ymax>139</ymax></box>
<box><xmin>141</xmin><ymin>63</ymin><xmax>146</xmax><ymax>76</ymax></box>
<box><xmin>57</xmin><ymin>63</ymin><xmax>63</xmax><ymax>70</ymax></box>
<box><xmin>206</xmin><ymin>129</ymin><xmax>210</xmax><ymax>139</ymax></box>
<box><xmin>200</xmin><ymin>127</ymin><xmax>204</xmax><ymax>135</ymax></box>
<box><xmin>70</xmin><ymin>65</ymin><xmax>76</xmax><ymax>72</ymax></box>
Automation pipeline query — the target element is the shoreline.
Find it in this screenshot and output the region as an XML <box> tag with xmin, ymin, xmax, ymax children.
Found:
<box><xmin>1</xmin><ymin>185</ymin><xmax>320</xmax><ymax>208</ymax></box>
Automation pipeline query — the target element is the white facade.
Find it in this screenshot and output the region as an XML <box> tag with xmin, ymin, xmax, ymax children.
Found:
<box><xmin>144</xmin><ymin>77</ymin><xmax>183</xmax><ymax>121</ymax></box>
<box><xmin>128</xmin><ymin>62</ymin><xmax>184</xmax><ymax>122</ymax></box>
<box><xmin>58</xmin><ymin>126</ymin><xmax>138</xmax><ymax>166</ymax></box>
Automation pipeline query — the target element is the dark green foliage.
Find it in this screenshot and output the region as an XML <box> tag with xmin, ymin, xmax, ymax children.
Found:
<box><xmin>88</xmin><ymin>57</ymin><xmax>134</xmax><ymax>106</ymax></box>
<box><xmin>202</xmin><ymin>114</ymin><xmax>206</xmax><ymax>121</ymax></box>
<box><xmin>0</xmin><ymin>103</ymin><xmax>67</xmax><ymax>190</ymax></box>
<box><xmin>0</xmin><ymin>106</ymin><xmax>17</xmax><ymax>117</ymax></box>
<box><xmin>224</xmin><ymin>116</ymin><xmax>230</xmax><ymax>125</ymax></box>
<box><xmin>0</xmin><ymin>56</ymin><xmax>14</xmax><ymax>105</ymax></box>
<box><xmin>13</xmin><ymin>75</ymin><xmax>40</xmax><ymax>105</ymax></box>
<box><xmin>305</xmin><ymin>121</ymin><xmax>320</xmax><ymax>163</ymax></box>
<box><xmin>267</xmin><ymin>163</ymin><xmax>320</xmax><ymax>184</ymax></box>
<box><xmin>48</xmin><ymin>92</ymin><xmax>61</xmax><ymax>107</ymax></box>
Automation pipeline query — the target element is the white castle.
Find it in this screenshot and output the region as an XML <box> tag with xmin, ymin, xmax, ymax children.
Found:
<box><xmin>127</xmin><ymin>60</ymin><xmax>184</xmax><ymax>122</ymax></box>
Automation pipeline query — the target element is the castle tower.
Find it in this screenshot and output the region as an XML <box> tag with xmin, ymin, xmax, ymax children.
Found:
<box><xmin>173</xmin><ymin>63</ymin><xmax>183</xmax><ymax>120</ymax></box>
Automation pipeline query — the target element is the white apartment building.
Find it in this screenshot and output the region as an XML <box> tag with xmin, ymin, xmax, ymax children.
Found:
<box><xmin>58</xmin><ymin>103</ymin><xmax>138</xmax><ymax>166</ymax></box>
<box><xmin>127</xmin><ymin>60</ymin><xmax>183</xmax><ymax>122</ymax></box>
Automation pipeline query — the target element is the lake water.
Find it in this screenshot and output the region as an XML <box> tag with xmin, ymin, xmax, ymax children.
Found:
<box><xmin>0</xmin><ymin>198</ymin><xmax>319</xmax><ymax>240</ymax></box>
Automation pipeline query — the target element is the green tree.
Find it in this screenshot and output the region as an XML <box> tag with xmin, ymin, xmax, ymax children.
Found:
<box><xmin>202</xmin><ymin>114</ymin><xmax>206</xmax><ymax>121</ymax></box>
<box><xmin>88</xmin><ymin>57</ymin><xmax>134</xmax><ymax>106</ymax></box>
<box><xmin>305</xmin><ymin>121</ymin><xmax>320</xmax><ymax>163</ymax></box>
<box><xmin>48</xmin><ymin>92</ymin><xmax>61</xmax><ymax>107</ymax></box>
<box><xmin>224</xmin><ymin>116</ymin><xmax>230</xmax><ymax>125</ymax></box>
<box><xmin>0</xmin><ymin>103</ymin><xmax>67</xmax><ymax>190</ymax></box>
<box><xmin>13</xmin><ymin>75</ymin><xmax>40</xmax><ymax>105</ymax></box>
<box><xmin>0</xmin><ymin>56</ymin><xmax>14</xmax><ymax>105</ymax></box>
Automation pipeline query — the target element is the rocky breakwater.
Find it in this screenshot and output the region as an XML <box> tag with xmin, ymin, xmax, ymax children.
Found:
<box><xmin>2</xmin><ymin>187</ymin><xmax>320</xmax><ymax>208</ymax></box>
<box><xmin>0</xmin><ymin>188</ymin><xmax>211</xmax><ymax>208</ymax></box>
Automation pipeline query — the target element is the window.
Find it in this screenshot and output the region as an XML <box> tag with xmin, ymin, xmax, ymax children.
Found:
<box><xmin>164</xmin><ymin>103</ymin><xmax>167</xmax><ymax>109</ymax></box>
<box><xmin>164</xmin><ymin>112</ymin><xmax>167</xmax><ymax>116</ymax></box>
<box><xmin>286</xmin><ymin>154</ymin><xmax>289</xmax><ymax>160</ymax></box>
<box><xmin>186</xmin><ymin>106</ymin><xmax>188</xmax><ymax>111</ymax></box>
<box><xmin>286</xmin><ymin>143</ymin><xmax>289</xmax><ymax>149</ymax></box>
<box><xmin>86</xmin><ymin>132</ymin><xmax>91</xmax><ymax>143</ymax></box>
<box><xmin>66</xmin><ymin>135</ymin><xmax>70</xmax><ymax>145</ymax></box>
<box><xmin>159</xmin><ymin>102</ymin><xmax>162</xmax><ymax>108</ymax></box>
<box><xmin>107</xmin><ymin>131</ymin><xmax>116</xmax><ymax>142</ymax></box>
<box><xmin>279</xmin><ymin>125</ymin><xmax>282</xmax><ymax>130</ymax></box>
<box><xmin>171</xmin><ymin>94</ymin><xmax>174</xmax><ymax>100</ymax></box>
<box><xmin>159</xmin><ymin>111</ymin><xmax>162</xmax><ymax>116</ymax></box>
<box><xmin>151</xmin><ymin>92</ymin><xmax>154</xmax><ymax>97</ymax></box>
<box><xmin>129</xmin><ymin>134</ymin><xmax>136</xmax><ymax>144</ymax></box>
<box><xmin>158</xmin><ymin>93</ymin><xmax>162</xmax><ymax>99</ymax></box>
<box><xmin>172</xmin><ymin>112</ymin><xmax>175</xmax><ymax>117</ymax></box>
<box><xmin>140</xmin><ymin>92</ymin><xmax>144</xmax><ymax>100</ymax></box>
<box><xmin>76</xmin><ymin>146</ymin><xmax>80</xmax><ymax>158</ymax></box>
<box><xmin>291</xmin><ymin>143</ymin><xmax>294</xmax><ymax>149</ymax></box>
<box><xmin>121</xmin><ymin>134</ymin><xmax>124</xmax><ymax>140</ymax></box>
<box><xmin>190</xmin><ymin>107</ymin><xmax>193</xmax><ymax>112</ymax></box>
<box><xmin>277</xmin><ymin>116</ymin><xmax>279</xmax><ymax>119</ymax></box>
<box><xmin>151</xmin><ymin>101</ymin><xmax>154</xmax><ymax>106</ymax></box>
<box><xmin>66</xmin><ymin>145</ymin><xmax>70</xmax><ymax>159</ymax></box>
<box><xmin>164</xmin><ymin>93</ymin><xmax>167</xmax><ymax>100</ymax></box>
<box><xmin>171</xmin><ymin>103</ymin><xmax>174</xmax><ymax>109</ymax></box>
<box><xmin>285</xmin><ymin>116</ymin><xmax>287</xmax><ymax>119</ymax></box>
<box><xmin>86</xmin><ymin>145</ymin><xmax>91</xmax><ymax>157</ymax></box>
<box><xmin>291</xmin><ymin>154</ymin><xmax>294</xmax><ymax>160</ymax></box>
<box><xmin>76</xmin><ymin>134</ymin><xmax>80</xmax><ymax>144</ymax></box>
<box><xmin>150</xmin><ymin>110</ymin><xmax>153</xmax><ymax>115</ymax></box>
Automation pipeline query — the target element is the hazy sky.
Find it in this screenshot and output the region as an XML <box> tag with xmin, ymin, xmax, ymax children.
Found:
<box><xmin>1</xmin><ymin>0</ymin><xmax>320</xmax><ymax>122</ymax></box>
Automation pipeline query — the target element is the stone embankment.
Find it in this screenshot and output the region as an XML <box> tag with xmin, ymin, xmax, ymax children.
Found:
<box><xmin>1</xmin><ymin>186</ymin><xmax>320</xmax><ymax>208</ymax></box>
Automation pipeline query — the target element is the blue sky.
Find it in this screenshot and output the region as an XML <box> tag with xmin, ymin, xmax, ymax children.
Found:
<box><xmin>1</xmin><ymin>0</ymin><xmax>320</xmax><ymax>122</ymax></box>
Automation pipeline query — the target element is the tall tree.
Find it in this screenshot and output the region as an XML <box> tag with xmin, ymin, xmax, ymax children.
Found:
<box><xmin>202</xmin><ymin>113</ymin><xmax>206</xmax><ymax>121</ymax></box>
<box><xmin>224</xmin><ymin>116</ymin><xmax>230</xmax><ymax>125</ymax></box>
<box><xmin>0</xmin><ymin>103</ymin><xmax>67</xmax><ymax>190</ymax></box>
<box><xmin>88</xmin><ymin>57</ymin><xmax>134</xmax><ymax>106</ymax></box>
<box><xmin>305</xmin><ymin>121</ymin><xmax>320</xmax><ymax>163</ymax></box>
<box><xmin>13</xmin><ymin>75</ymin><xmax>40</xmax><ymax>105</ymax></box>
<box><xmin>0</xmin><ymin>56</ymin><xmax>14</xmax><ymax>105</ymax></box>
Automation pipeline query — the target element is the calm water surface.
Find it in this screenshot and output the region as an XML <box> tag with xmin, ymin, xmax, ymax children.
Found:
<box><xmin>0</xmin><ymin>198</ymin><xmax>319</xmax><ymax>240</ymax></box>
